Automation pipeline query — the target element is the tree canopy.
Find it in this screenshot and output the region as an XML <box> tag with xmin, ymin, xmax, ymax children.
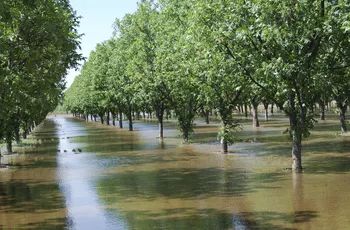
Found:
<box><xmin>64</xmin><ymin>0</ymin><xmax>350</xmax><ymax>172</ymax></box>
<box><xmin>0</xmin><ymin>0</ymin><xmax>82</xmax><ymax>152</ymax></box>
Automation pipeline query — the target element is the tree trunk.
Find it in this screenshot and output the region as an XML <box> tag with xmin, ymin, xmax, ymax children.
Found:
<box><xmin>291</xmin><ymin>130</ymin><xmax>302</xmax><ymax>172</ymax></box>
<box><xmin>128</xmin><ymin>118</ymin><xmax>133</xmax><ymax>131</ymax></box>
<box><xmin>93</xmin><ymin>115</ymin><xmax>97</xmax><ymax>122</ymax></box>
<box><xmin>263</xmin><ymin>103</ymin><xmax>269</xmax><ymax>121</ymax></box>
<box><xmin>15</xmin><ymin>127</ymin><xmax>20</xmax><ymax>144</ymax></box>
<box><xmin>112</xmin><ymin>112</ymin><xmax>116</xmax><ymax>126</ymax></box>
<box><xmin>270</xmin><ymin>103</ymin><xmax>274</xmax><ymax>114</ymax></box>
<box><xmin>183</xmin><ymin>131</ymin><xmax>189</xmax><ymax>143</ymax></box>
<box><xmin>119</xmin><ymin>111</ymin><xmax>123</xmax><ymax>129</ymax></box>
<box><xmin>136</xmin><ymin>112</ymin><xmax>141</xmax><ymax>120</ymax></box>
<box><xmin>99</xmin><ymin>114</ymin><xmax>104</xmax><ymax>124</ymax></box>
<box><xmin>340</xmin><ymin>107</ymin><xmax>347</xmax><ymax>133</ymax></box>
<box><xmin>106</xmin><ymin>112</ymin><xmax>110</xmax><ymax>125</ymax></box>
<box><xmin>6</xmin><ymin>140</ymin><xmax>12</xmax><ymax>153</ymax></box>
<box><xmin>289</xmin><ymin>93</ymin><xmax>303</xmax><ymax>173</ymax></box>
<box><xmin>156</xmin><ymin>103</ymin><xmax>165</xmax><ymax>139</ymax></box>
<box><xmin>244</xmin><ymin>104</ymin><xmax>248</xmax><ymax>118</ymax></box>
<box><xmin>252</xmin><ymin>103</ymin><xmax>260</xmax><ymax>127</ymax></box>
<box><xmin>222</xmin><ymin>139</ymin><xmax>228</xmax><ymax>153</ymax></box>
<box><xmin>319</xmin><ymin>101</ymin><xmax>325</xmax><ymax>120</ymax></box>
<box><xmin>128</xmin><ymin>106</ymin><xmax>133</xmax><ymax>131</ymax></box>
<box><xmin>22</xmin><ymin>130</ymin><xmax>28</xmax><ymax>139</ymax></box>
<box><xmin>220</xmin><ymin>122</ymin><xmax>229</xmax><ymax>153</ymax></box>
<box><xmin>159</xmin><ymin>120</ymin><xmax>164</xmax><ymax>139</ymax></box>
<box><xmin>205</xmin><ymin>110</ymin><xmax>210</xmax><ymax>124</ymax></box>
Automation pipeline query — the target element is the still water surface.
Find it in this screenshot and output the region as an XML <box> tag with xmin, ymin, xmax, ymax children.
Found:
<box><xmin>1</xmin><ymin>116</ymin><xmax>350</xmax><ymax>229</ymax></box>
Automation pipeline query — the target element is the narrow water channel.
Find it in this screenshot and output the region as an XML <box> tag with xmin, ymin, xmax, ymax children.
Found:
<box><xmin>1</xmin><ymin>115</ymin><xmax>350</xmax><ymax>229</ymax></box>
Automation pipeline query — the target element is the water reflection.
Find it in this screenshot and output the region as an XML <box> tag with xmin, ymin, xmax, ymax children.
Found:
<box><xmin>55</xmin><ymin>117</ymin><xmax>126</xmax><ymax>229</ymax></box>
<box><xmin>0</xmin><ymin>119</ymin><xmax>68</xmax><ymax>229</ymax></box>
<box><xmin>1</xmin><ymin>116</ymin><xmax>350</xmax><ymax>229</ymax></box>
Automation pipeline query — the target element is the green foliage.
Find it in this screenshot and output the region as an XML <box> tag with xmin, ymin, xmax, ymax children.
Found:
<box><xmin>0</xmin><ymin>0</ymin><xmax>82</xmax><ymax>148</ymax></box>
<box><xmin>217</xmin><ymin>120</ymin><xmax>242</xmax><ymax>145</ymax></box>
<box><xmin>64</xmin><ymin>0</ymin><xmax>350</xmax><ymax>169</ymax></box>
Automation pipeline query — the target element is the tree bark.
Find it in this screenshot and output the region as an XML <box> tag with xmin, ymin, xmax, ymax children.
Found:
<box><xmin>156</xmin><ymin>103</ymin><xmax>165</xmax><ymax>139</ymax></box>
<box><xmin>263</xmin><ymin>102</ymin><xmax>269</xmax><ymax>121</ymax></box>
<box><xmin>319</xmin><ymin>101</ymin><xmax>325</xmax><ymax>120</ymax></box>
<box><xmin>244</xmin><ymin>104</ymin><xmax>248</xmax><ymax>118</ymax></box>
<box><xmin>289</xmin><ymin>93</ymin><xmax>303</xmax><ymax>173</ymax></box>
<box><xmin>183</xmin><ymin>131</ymin><xmax>189</xmax><ymax>143</ymax></box>
<box><xmin>291</xmin><ymin>130</ymin><xmax>302</xmax><ymax>172</ymax></box>
<box><xmin>222</xmin><ymin>139</ymin><xmax>228</xmax><ymax>154</ymax></box>
<box><xmin>159</xmin><ymin>120</ymin><xmax>164</xmax><ymax>139</ymax></box>
<box><xmin>205</xmin><ymin>110</ymin><xmax>210</xmax><ymax>124</ymax></box>
<box><xmin>15</xmin><ymin>126</ymin><xmax>20</xmax><ymax>144</ymax></box>
<box><xmin>22</xmin><ymin>130</ymin><xmax>28</xmax><ymax>139</ymax></box>
<box><xmin>270</xmin><ymin>103</ymin><xmax>274</xmax><ymax>114</ymax></box>
<box><xmin>340</xmin><ymin>106</ymin><xmax>347</xmax><ymax>133</ymax></box>
<box><xmin>221</xmin><ymin>123</ymin><xmax>229</xmax><ymax>153</ymax></box>
<box><xmin>119</xmin><ymin>111</ymin><xmax>123</xmax><ymax>129</ymax></box>
<box><xmin>6</xmin><ymin>140</ymin><xmax>12</xmax><ymax>153</ymax></box>
<box><xmin>112</xmin><ymin>112</ymin><xmax>116</xmax><ymax>126</ymax></box>
<box><xmin>136</xmin><ymin>112</ymin><xmax>141</xmax><ymax>120</ymax></box>
<box><xmin>252</xmin><ymin>103</ymin><xmax>260</xmax><ymax>127</ymax></box>
<box><xmin>106</xmin><ymin>112</ymin><xmax>110</xmax><ymax>125</ymax></box>
<box><xmin>99</xmin><ymin>114</ymin><xmax>104</xmax><ymax>124</ymax></box>
<box><xmin>128</xmin><ymin>106</ymin><xmax>133</xmax><ymax>131</ymax></box>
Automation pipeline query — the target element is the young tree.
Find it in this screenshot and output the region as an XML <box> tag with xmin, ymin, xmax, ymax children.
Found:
<box><xmin>121</xmin><ymin>1</ymin><xmax>171</xmax><ymax>139</ymax></box>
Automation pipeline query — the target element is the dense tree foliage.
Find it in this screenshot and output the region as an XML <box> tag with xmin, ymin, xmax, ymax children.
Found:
<box><xmin>0</xmin><ymin>0</ymin><xmax>82</xmax><ymax>152</ymax></box>
<box><xmin>65</xmin><ymin>0</ymin><xmax>350</xmax><ymax>172</ymax></box>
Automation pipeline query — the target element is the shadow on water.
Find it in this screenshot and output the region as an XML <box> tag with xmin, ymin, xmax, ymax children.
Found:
<box><xmin>304</xmin><ymin>156</ymin><xmax>350</xmax><ymax>174</ymax></box>
<box><xmin>99</xmin><ymin>170</ymin><xmax>318</xmax><ymax>230</ymax></box>
<box><xmin>105</xmin><ymin>208</ymin><xmax>317</xmax><ymax>230</ymax></box>
<box><xmin>20</xmin><ymin>217</ymin><xmax>70</xmax><ymax>230</ymax></box>
<box><xmin>0</xmin><ymin>181</ymin><xmax>64</xmax><ymax>213</ymax></box>
<box><xmin>0</xmin><ymin>118</ymin><xmax>69</xmax><ymax>229</ymax></box>
<box><xmin>98</xmin><ymin>168</ymin><xmax>285</xmax><ymax>200</ymax></box>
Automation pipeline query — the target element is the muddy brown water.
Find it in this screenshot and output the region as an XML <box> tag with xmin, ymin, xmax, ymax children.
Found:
<box><xmin>0</xmin><ymin>115</ymin><xmax>350</xmax><ymax>229</ymax></box>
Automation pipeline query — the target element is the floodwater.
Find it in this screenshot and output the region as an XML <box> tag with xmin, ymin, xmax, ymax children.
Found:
<box><xmin>1</xmin><ymin>115</ymin><xmax>350</xmax><ymax>229</ymax></box>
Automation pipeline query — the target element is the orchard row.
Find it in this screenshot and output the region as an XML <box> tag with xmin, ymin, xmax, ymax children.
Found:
<box><xmin>64</xmin><ymin>0</ymin><xmax>350</xmax><ymax>172</ymax></box>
